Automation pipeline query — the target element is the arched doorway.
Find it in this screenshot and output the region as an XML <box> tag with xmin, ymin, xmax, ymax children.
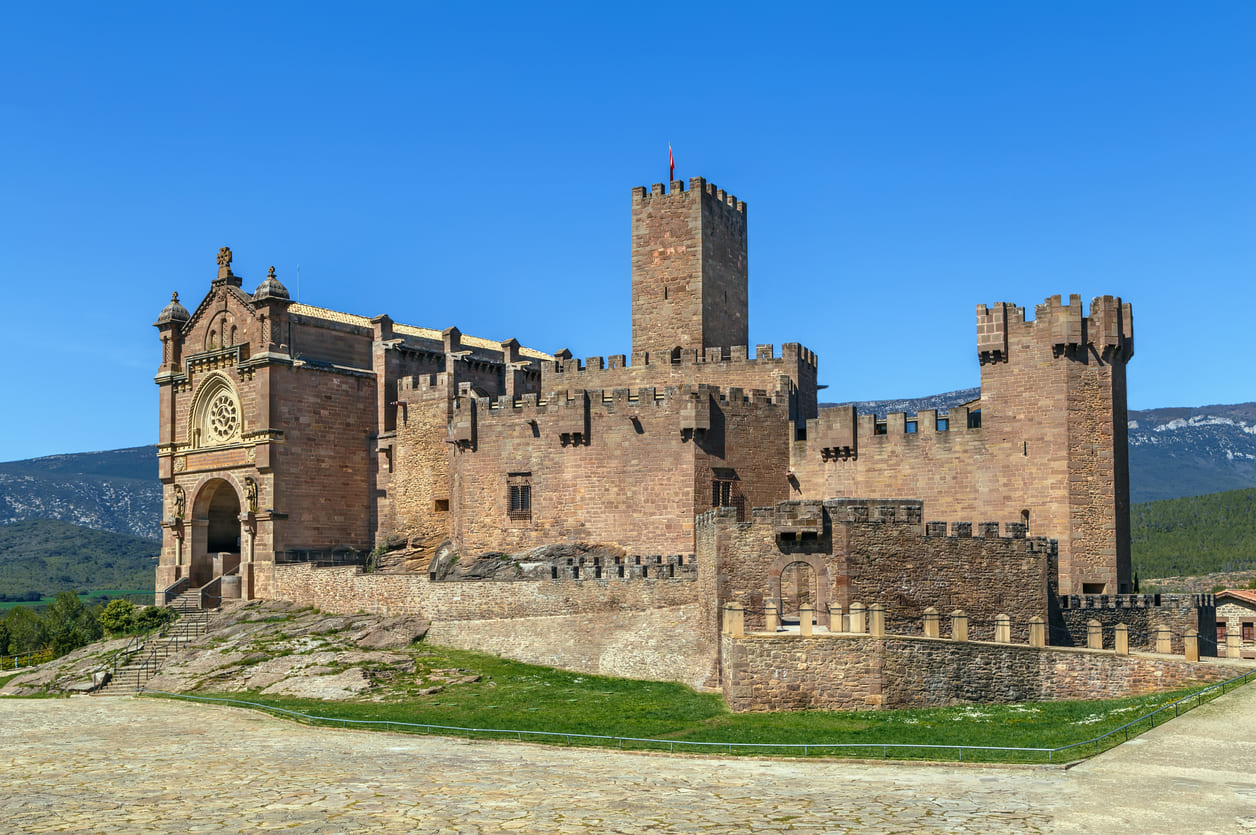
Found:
<box><xmin>780</xmin><ymin>561</ymin><xmax>818</xmax><ymax>621</ymax></box>
<box><xmin>189</xmin><ymin>478</ymin><xmax>241</xmax><ymax>586</ymax></box>
<box><xmin>767</xmin><ymin>553</ymin><xmax>832</xmax><ymax>629</ymax></box>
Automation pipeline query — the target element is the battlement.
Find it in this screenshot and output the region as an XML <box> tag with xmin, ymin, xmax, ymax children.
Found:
<box><xmin>542</xmin><ymin>552</ymin><xmax>697</xmax><ymax>582</ymax></box>
<box><xmin>474</xmin><ymin>383</ymin><xmax>786</xmax><ymax>416</ymax></box>
<box><xmin>1058</xmin><ymin>593</ymin><xmax>1215</xmax><ymax>610</ymax></box>
<box><xmin>631</xmin><ymin>176</ymin><xmax>747</xmax><ymax>216</ymax></box>
<box><xmin>549</xmin><ymin>342</ymin><xmax>817</xmax><ymax>377</ymax></box>
<box><xmin>803</xmin><ymin>403</ymin><xmax>979</xmax><ymax>462</ymax></box>
<box><xmin>976</xmin><ymin>294</ymin><xmax>1134</xmax><ymax>364</ymax></box>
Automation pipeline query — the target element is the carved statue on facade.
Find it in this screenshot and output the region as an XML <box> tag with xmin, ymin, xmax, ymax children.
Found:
<box><xmin>244</xmin><ymin>477</ymin><xmax>259</xmax><ymax>515</ymax></box>
<box><xmin>172</xmin><ymin>484</ymin><xmax>186</xmax><ymax>519</ymax></box>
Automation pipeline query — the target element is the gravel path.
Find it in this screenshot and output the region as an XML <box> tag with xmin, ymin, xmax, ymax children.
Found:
<box><xmin>3</xmin><ymin>684</ymin><xmax>1255</xmax><ymax>834</ymax></box>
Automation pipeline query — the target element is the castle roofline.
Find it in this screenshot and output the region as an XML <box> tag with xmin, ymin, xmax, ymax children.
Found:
<box><xmin>287</xmin><ymin>302</ymin><xmax>553</xmax><ymax>361</ymax></box>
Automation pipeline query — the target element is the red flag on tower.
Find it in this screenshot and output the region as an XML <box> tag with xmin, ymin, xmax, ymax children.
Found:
<box><xmin>669</xmin><ymin>144</ymin><xmax>675</xmax><ymax>182</ymax></box>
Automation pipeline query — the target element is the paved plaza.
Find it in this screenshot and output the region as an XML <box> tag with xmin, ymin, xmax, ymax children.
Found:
<box><xmin>2</xmin><ymin>684</ymin><xmax>1255</xmax><ymax>834</ymax></box>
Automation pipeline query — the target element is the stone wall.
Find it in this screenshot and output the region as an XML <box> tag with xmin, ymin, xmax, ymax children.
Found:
<box><xmin>721</xmin><ymin>632</ymin><xmax>1245</xmax><ymax>712</ymax></box>
<box><xmin>444</xmin><ymin>385</ymin><xmax>789</xmax><ymax>557</ymax></box>
<box><xmin>273</xmin><ymin>562</ymin><xmax>712</xmax><ymax>686</ymax></box>
<box><xmin>697</xmin><ymin>499</ymin><xmax>1056</xmax><ymax>644</ymax></box>
<box><xmin>427</xmin><ymin>605</ymin><xmax>715</xmax><ymax>690</ymax></box>
<box><xmin>542</xmin><ymin>344</ymin><xmax>819</xmax><ymax>427</ymax></box>
<box><xmin>1054</xmin><ymin>594</ymin><xmax>1215</xmax><ymax>655</ymax></box>
<box><xmin>273</xmin><ymin>562</ymin><xmax>698</xmax><ymax>620</ymax></box>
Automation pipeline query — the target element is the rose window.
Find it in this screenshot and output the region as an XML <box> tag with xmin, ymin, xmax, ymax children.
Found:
<box><xmin>206</xmin><ymin>393</ymin><xmax>239</xmax><ymax>443</ymax></box>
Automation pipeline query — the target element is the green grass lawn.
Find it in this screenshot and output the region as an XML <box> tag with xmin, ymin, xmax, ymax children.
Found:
<box><xmin>158</xmin><ymin>645</ymin><xmax>1238</xmax><ymax>763</ymax></box>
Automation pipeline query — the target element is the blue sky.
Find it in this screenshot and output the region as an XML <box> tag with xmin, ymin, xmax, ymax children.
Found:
<box><xmin>1</xmin><ymin>2</ymin><xmax>1252</xmax><ymax>461</ymax></box>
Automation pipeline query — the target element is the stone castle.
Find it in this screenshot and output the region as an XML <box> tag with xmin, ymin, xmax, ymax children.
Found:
<box><xmin>154</xmin><ymin>176</ymin><xmax>1226</xmax><ymax>709</ymax></box>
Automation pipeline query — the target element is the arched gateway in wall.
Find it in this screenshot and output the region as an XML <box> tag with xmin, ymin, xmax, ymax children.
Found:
<box><xmin>768</xmin><ymin>553</ymin><xmax>832</xmax><ymax>628</ymax></box>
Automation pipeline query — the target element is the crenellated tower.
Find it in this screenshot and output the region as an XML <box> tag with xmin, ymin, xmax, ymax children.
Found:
<box><xmin>977</xmin><ymin>294</ymin><xmax>1134</xmax><ymax>595</ymax></box>
<box><xmin>631</xmin><ymin>177</ymin><xmax>748</xmax><ymax>359</ymax></box>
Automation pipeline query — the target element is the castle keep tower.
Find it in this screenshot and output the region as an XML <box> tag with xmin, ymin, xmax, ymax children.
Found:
<box><xmin>977</xmin><ymin>294</ymin><xmax>1135</xmax><ymax>595</ymax></box>
<box><xmin>631</xmin><ymin>177</ymin><xmax>748</xmax><ymax>358</ymax></box>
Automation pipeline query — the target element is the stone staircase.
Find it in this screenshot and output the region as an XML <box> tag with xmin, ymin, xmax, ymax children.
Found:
<box><xmin>93</xmin><ymin>603</ymin><xmax>215</xmax><ymax>696</ymax></box>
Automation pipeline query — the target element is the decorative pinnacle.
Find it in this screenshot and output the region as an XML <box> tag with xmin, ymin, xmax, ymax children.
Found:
<box><xmin>171</xmin><ymin>292</ymin><xmax>179</xmax><ymax>302</ymax></box>
<box><xmin>267</xmin><ymin>265</ymin><xmax>276</xmax><ymax>278</ymax></box>
<box><xmin>217</xmin><ymin>246</ymin><xmax>234</xmax><ymax>279</ymax></box>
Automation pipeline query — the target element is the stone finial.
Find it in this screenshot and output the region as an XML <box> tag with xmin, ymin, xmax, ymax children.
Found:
<box><xmin>923</xmin><ymin>607</ymin><xmax>941</xmax><ymax>638</ymax></box>
<box><xmin>267</xmin><ymin>265</ymin><xmax>276</xmax><ymax>279</ymax></box>
<box><xmin>994</xmin><ymin>613</ymin><xmax>1011</xmax><ymax>644</ymax></box>
<box><xmin>868</xmin><ymin>604</ymin><xmax>885</xmax><ymax>638</ymax></box>
<box><xmin>217</xmin><ymin>246</ymin><xmax>234</xmax><ymax>278</ymax></box>
<box><xmin>950</xmin><ymin>610</ymin><xmax>969</xmax><ymax>642</ymax></box>
<box><xmin>1154</xmin><ymin>624</ymin><xmax>1172</xmax><ymax>654</ymax></box>
<box><xmin>1028</xmin><ymin>616</ymin><xmax>1046</xmax><ymax>648</ymax></box>
<box><xmin>1086</xmin><ymin>619</ymin><xmax>1104</xmax><ymax>650</ymax></box>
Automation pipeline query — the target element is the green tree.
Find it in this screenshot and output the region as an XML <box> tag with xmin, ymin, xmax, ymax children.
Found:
<box><xmin>133</xmin><ymin>605</ymin><xmax>176</xmax><ymax>633</ymax></box>
<box><xmin>0</xmin><ymin>619</ymin><xmax>10</xmax><ymax>656</ymax></box>
<box><xmin>3</xmin><ymin>606</ymin><xmax>47</xmax><ymax>654</ymax></box>
<box><xmin>97</xmin><ymin>599</ymin><xmax>136</xmax><ymax>636</ymax></box>
<box><xmin>44</xmin><ymin>592</ymin><xmax>102</xmax><ymax>655</ymax></box>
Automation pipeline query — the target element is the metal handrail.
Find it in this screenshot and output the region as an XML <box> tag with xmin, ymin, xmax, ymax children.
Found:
<box><xmin>0</xmin><ymin>648</ymin><xmax>54</xmax><ymax>671</ymax></box>
<box><xmin>140</xmin><ymin>669</ymin><xmax>1256</xmax><ymax>764</ymax></box>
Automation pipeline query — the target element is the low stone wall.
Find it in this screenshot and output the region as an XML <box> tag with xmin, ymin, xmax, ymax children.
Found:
<box><xmin>1054</xmin><ymin>594</ymin><xmax>1215</xmax><ymax>656</ymax></box>
<box><xmin>272</xmin><ymin>563</ymin><xmax>714</xmax><ymax>687</ymax></box>
<box><xmin>273</xmin><ymin>562</ymin><xmax>699</xmax><ymax>620</ymax></box>
<box><xmin>721</xmin><ymin>632</ymin><xmax>1246</xmax><ymax>712</ymax></box>
<box><xmin>428</xmin><ymin>605</ymin><xmax>716</xmax><ymax>691</ymax></box>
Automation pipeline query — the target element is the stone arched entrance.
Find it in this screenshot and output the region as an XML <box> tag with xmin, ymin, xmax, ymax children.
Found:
<box><xmin>189</xmin><ymin>478</ymin><xmax>242</xmax><ymax>587</ymax></box>
<box><xmin>768</xmin><ymin>553</ymin><xmax>831</xmax><ymax>629</ymax></box>
<box><xmin>780</xmin><ymin>562</ymin><xmax>817</xmax><ymax>617</ymax></box>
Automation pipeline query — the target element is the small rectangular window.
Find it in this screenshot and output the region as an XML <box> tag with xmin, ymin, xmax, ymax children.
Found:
<box><xmin>1243</xmin><ymin>622</ymin><xmax>1253</xmax><ymax>642</ymax></box>
<box><xmin>434</xmin><ymin>499</ymin><xmax>449</xmax><ymax>512</ymax></box>
<box><xmin>904</xmin><ymin>420</ymin><xmax>917</xmax><ymax>434</ymax></box>
<box><xmin>936</xmin><ymin>417</ymin><xmax>949</xmax><ymax>431</ymax></box>
<box><xmin>967</xmin><ymin>409</ymin><xmax>982</xmax><ymax>429</ymax></box>
<box><xmin>874</xmin><ymin>421</ymin><xmax>887</xmax><ymax>435</ymax></box>
<box><xmin>507</xmin><ymin>472</ymin><xmax>532</xmax><ymax>521</ymax></box>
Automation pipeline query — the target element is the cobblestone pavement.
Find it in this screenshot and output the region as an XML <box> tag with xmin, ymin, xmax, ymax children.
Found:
<box><xmin>2</xmin><ymin>685</ymin><xmax>1255</xmax><ymax>834</ymax></box>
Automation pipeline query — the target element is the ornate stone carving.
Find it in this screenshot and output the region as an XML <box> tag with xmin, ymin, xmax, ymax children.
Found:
<box><xmin>172</xmin><ymin>484</ymin><xmax>186</xmax><ymax>519</ymax></box>
<box><xmin>244</xmin><ymin>477</ymin><xmax>259</xmax><ymax>514</ymax></box>
<box><xmin>191</xmin><ymin>373</ymin><xmax>243</xmax><ymax>448</ymax></box>
<box><xmin>173</xmin><ymin>456</ymin><xmax>186</xmax><ymax>473</ymax></box>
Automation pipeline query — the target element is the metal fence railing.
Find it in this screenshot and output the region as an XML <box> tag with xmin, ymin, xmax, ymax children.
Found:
<box><xmin>140</xmin><ymin>669</ymin><xmax>1256</xmax><ymax>764</ymax></box>
<box><xmin>0</xmin><ymin>648</ymin><xmax>54</xmax><ymax>671</ymax></box>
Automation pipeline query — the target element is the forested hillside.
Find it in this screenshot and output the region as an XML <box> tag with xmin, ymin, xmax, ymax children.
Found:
<box><xmin>0</xmin><ymin>520</ymin><xmax>157</xmax><ymax>598</ymax></box>
<box><xmin>1131</xmin><ymin>488</ymin><xmax>1256</xmax><ymax>579</ymax></box>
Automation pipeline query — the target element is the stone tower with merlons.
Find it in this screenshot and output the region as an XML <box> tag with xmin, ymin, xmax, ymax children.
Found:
<box><xmin>631</xmin><ymin>177</ymin><xmax>748</xmax><ymax>359</ymax></box>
